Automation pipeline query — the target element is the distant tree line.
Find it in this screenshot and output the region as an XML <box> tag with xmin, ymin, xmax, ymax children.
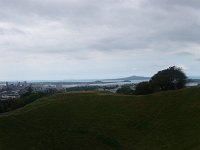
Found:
<box><xmin>116</xmin><ymin>85</ymin><xmax>134</xmax><ymax>95</ymax></box>
<box><xmin>117</xmin><ymin>66</ymin><xmax>187</xmax><ymax>95</ymax></box>
<box><xmin>65</xmin><ymin>86</ymin><xmax>99</xmax><ymax>92</ymax></box>
<box><xmin>0</xmin><ymin>92</ymin><xmax>50</xmax><ymax>113</ymax></box>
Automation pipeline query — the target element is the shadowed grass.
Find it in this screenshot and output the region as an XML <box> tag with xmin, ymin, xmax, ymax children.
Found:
<box><xmin>0</xmin><ymin>88</ymin><xmax>200</xmax><ymax>150</ymax></box>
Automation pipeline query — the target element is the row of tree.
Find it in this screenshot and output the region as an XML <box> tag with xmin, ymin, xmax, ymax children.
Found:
<box><xmin>0</xmin><ymin>92</ymin><xmax>47</xmax><ymax>113</ymax></box>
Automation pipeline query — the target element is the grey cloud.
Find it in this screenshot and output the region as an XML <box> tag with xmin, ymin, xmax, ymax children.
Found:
<box><xmin>144</xmin><ymin>0</ymin><xmax>200</xmax><ymax>9</ymax></box>
<box><xmin>1</xmin><ymin>0</ymin><xmax>200</xmax><ymax>53</ymax></box>
<box><xmin>0</xmin><ymin>27</ymin><xmax>25</xmax><ymax>35</ymax></box>
<box><xmin>0</xmin><ymin>0</ymin><xmax>200</xmax><ymax>80</ymax></box>
<box><xmin>174</xmin><ymin>52</ymin><xmax>194</xmax><ymax>56</ymax></box>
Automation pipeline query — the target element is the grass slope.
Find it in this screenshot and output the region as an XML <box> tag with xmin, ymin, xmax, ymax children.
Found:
<box><xmin>0</xmin><ymin>88</ymin><xmax>200</xmax><ymax>150</ymax></box>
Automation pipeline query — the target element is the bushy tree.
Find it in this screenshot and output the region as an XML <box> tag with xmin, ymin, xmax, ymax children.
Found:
<box><xmin>150</xmin><ymin>66</ymin><xmax>187</xmax><ymax>91</ymax></box>
<box><xmin>116</xmin><ymin>85</ymin><xmax>134</xmax><ymax>95</ymax></box>
<box><xmin>135</xmin><ymin>81</ymin><xmax>153</xmax><ymax>95</ymax></box>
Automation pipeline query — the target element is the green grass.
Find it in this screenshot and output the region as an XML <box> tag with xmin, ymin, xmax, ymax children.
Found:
<box><xmin>0</xmin><ymin>88</ymin><xmax>200</xmax><ymax>150</ymax></box>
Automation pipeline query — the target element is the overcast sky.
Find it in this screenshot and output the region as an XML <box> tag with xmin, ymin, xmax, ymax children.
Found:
<box><xmin>0</xmin><ymin>0</ymin><xmax>200</xmax><ymax>80</ymax></box>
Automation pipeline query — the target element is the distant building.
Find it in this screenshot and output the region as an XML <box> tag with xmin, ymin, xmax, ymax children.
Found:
<box><xmin>0</xmin><ymin>91</ymin><xmax>20</xmax><ymax>100</ymax></box>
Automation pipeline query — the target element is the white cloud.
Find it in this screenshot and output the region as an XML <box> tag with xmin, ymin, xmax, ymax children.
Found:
<box><xmin>0</xmin><ymin>0</ymin><xmax>199</xmax><ymax>80</ymax></box>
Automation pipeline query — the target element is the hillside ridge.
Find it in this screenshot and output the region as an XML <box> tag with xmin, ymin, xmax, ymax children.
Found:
<box><xmin>0</xmin><ymin>88</ymin><xmax>200</xmax><ymax>150</ymax></box>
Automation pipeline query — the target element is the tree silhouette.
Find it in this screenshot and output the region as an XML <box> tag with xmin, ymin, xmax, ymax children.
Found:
<box><xmin>150</xmin><ymin>66</ymin><xmax>187</xmax><ymax>91</ymax></box>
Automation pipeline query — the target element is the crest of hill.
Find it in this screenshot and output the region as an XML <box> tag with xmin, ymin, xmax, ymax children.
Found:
<box><xmin>0</xmin><ymin>88</ymin><xmax>200</xmax><ymax>150</ymax></box>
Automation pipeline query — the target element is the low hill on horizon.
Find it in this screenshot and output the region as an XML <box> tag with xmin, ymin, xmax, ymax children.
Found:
<box><xmin>110</xmin><ymin>75</ymin><xmax>150</xmax><ymax>81</ymax></box>
<box><xmin>0</xmin><ymin>88</ymin><xmax>200</xmax><ymax>150</ymax></box>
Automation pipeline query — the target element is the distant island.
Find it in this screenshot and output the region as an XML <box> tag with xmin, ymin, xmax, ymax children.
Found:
<box><xmin>110</xmin><ymin>75</ymin><xmax>150</xmax><ymax>81</ymax></box>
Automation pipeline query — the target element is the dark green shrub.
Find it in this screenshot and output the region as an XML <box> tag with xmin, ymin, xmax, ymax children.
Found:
<box><xmin>135</xmin><ymin>81</ymin><xmax>153</xmax><ymax>95</ymax></box>
<box><xmin>116</xmin><ymin>85</ymin><xmax>134</xmax><ymax>95</ymax></box>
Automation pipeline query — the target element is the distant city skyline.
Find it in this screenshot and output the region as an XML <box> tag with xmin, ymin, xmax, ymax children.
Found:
<box><xmin>0</xmin><ymin>0</ymin><xmax>200</xmax><ymax>80</ymax></box>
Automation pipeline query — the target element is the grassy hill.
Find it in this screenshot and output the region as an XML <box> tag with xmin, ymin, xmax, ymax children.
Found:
<box><xmin>0</xmin><ymin>88</ymin><xmax>200</xmax><ymax>150</ymax></box>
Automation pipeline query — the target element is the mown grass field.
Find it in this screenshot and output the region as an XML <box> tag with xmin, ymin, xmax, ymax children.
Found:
<box><xmin>0</xmin><ymin>88</ymin><xmax>200</xmax><ymax>150</ymax></box>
